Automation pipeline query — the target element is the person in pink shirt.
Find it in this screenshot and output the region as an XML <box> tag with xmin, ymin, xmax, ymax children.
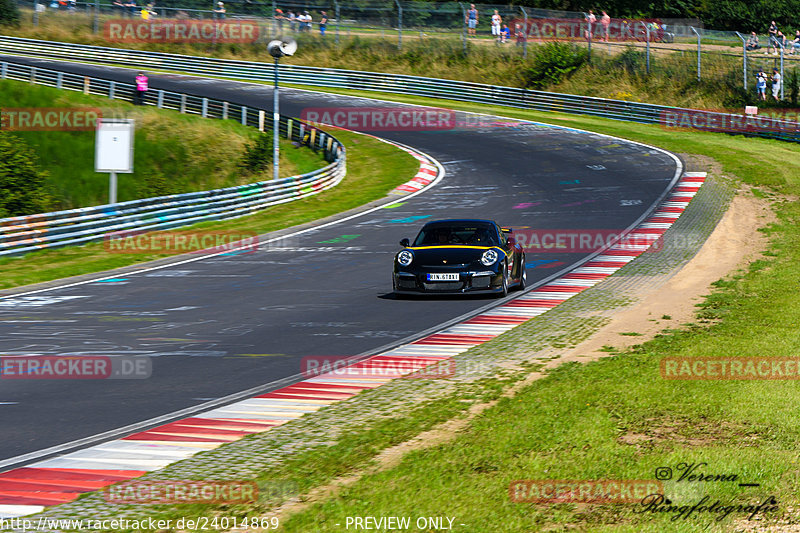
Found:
<box><xmin>600</xmin><ymin>11</ymin><xmax>611</xmax><ymax>41</ymax></box>
<box><xmin>134</xmin><ymin>72</ymin><xmax>148</xmax><ymax>105</ymax></box>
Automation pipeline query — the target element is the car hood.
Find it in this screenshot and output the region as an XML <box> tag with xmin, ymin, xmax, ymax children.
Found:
<box><xmin>405</xmin><ymin>246</ymin><xmax>502</xmax><ymax>266</ymax></box>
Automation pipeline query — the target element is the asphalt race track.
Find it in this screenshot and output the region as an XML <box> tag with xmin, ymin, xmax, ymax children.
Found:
<box><xmin>0</xmin><ymin>55</ymin><xmax>681</xmax><ymax>464</ymax></box>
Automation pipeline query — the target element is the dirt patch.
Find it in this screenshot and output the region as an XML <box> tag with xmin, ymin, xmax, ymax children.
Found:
<box><xmin>618</xmin><ymin>418</ymin><xmax>759</xmax><ymax>450</ymax></box>
<box><xmin>563</xmin><ymin>187</ymin><xmax>775</xmax><ymax>360</ymax></box>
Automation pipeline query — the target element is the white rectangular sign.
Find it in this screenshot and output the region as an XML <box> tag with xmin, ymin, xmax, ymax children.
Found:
<box><xmin>95</xmin><ymin>119</ymin><xmax>134</xmax><ymax>173</ymax></box>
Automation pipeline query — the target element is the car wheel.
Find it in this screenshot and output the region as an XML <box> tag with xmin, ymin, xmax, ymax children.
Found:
<box><xmin>517</xmin><ymin>260</ymin><xmax>527</xmax><ymax>290</ymax></box>
<box><xmin>497</xmin><ymin>262</ymin><xmax>509</xmax><ymax>298</ymax></box>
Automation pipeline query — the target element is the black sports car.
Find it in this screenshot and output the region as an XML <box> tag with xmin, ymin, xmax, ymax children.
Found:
<box><xmin>393</xmin><ymin>219</ymin><xmax>526</xmax><ymax>296</ymax></box>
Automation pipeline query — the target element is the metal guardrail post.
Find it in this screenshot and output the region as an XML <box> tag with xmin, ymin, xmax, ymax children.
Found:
<box><xmin>394</xmin><ymin>0</ymin><xmax>402</xmax><ymax>51</ymax></box>
<box><xmin>780</xmin><ymin>44</ymin><xmax>785</xmax><ymax>100</ymax></box>
<box><xmin>30</xmin><ymin>67</ymin><xmax>36</xmax><ymax>84</ymax></box>
<box><xmin>640</xmin><ymin>22</ymin><xmax>650</xmax><ymax>74</ymax></box>
<box><xmin>458</xmin><ymin>2</ymin><xmax>466</xmax><ymax>55</ymax></box>
<box><xmin>272</xmin><ymin>0</ymin><xmax>276</xmax><ymax>36</ymax></box>
<box><xmin>258</xmin><ymin>109</ymin><xmax>265</xmax><ymax>131</ymax></box>
<box><xmin>94</xmin><ymin>0</ymin><xmax>99</xmax><ymax>34</ymax></box>
<box><xmin>241</xmin><ymin>106</ymin><xmax>247</xmax><ymax>125</ymax></box>
<box><xmin>222</xmin><ymin>101</ymin><xmax>228</xmax><ymax>119</ymax></box>
<box><xmin>202</xmin><ymin>97</ymin><xmax>208</xmax><ymax>117</ymax></box>
<box><xmin>33</xmin><ymin>0</ymin><xmax>39</xmax><ymax>27</ymax></box>
<box><xmin>180</xmin><ymin>94</ymin><xmax>187</xmax><ymax>113</ymax></box>
<box><xmin>691</xmin><ymin>27</ymin><xmax>701</xmax><ymax>81</ymax></box>
<box><xmin>520</xmin><ymin>7</ymin><xmax>527</xmax><ymax>60</ymax></box>
<box><xmin>83</xmin><ymin>76</ymin><xmax>90</xmax><ymax>94</ymax></box>
<box><xmin>56</xmin><ymin>72</ymin><xmax>62</xmax><ymax>88</ymax></box>
<box><xmin>157</xmin><ymin>90</ymin><xmax>164</xmax><ymax>108</ymax></box>
<box><xmin>1</xmin><ymin>62</ymin><xmax>7</xmax><ymax>79</ymax></box>
<box><xmin>735</xmin><ymin>32</ymin><xmax>747</xmax><ymax>91</ymax></box>
<box><xmin>109</xmin><ymin>81</ymin><xmax>115</xmax><ymax>99</ymax></box>
<box><xmin>334</xmin><ymin>0</ymin><xmax>340</xmax><ymax>45</ymax></box>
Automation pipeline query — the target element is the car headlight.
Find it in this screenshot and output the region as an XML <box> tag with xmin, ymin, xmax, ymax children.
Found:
<box><xmin>480</xmin><ymin>249</ymin><xmax>499</xmax><ymax>266</ymax></box>
<box><xmin>397</xmin><ymin>250</ymin><xmax>413</xmax><ymax>266</ymax></box>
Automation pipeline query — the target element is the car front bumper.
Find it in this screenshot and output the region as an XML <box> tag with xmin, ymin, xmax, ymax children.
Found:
<box><xmin>393</xmin><ymin>270</ymin><xmax>504</xmax><ymax>294</ymax></box>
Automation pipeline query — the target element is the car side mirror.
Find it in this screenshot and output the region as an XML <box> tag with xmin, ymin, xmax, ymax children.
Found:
<box><xmin>399</xmin><ymin>238</ymin><xmax>410</xmax><ymax>247</ymax></box>
<box><xmin>506</xmin><ymin>237</ymin><xmax>516</xmax><ymax>245</ymax></box>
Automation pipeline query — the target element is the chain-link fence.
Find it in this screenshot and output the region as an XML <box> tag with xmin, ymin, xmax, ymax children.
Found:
<box><xmin>13</xmin><ymin>0</ymin><xmax>800</xmax><ymax>103</ymax></box>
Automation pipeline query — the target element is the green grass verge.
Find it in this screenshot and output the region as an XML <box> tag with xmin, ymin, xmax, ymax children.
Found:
<box><xmin>0</xmin><ymin>126</ymin><xmax>418</xmax><ymax>290</ymax></box>
<box><xmin>74</xmin><ymin>91</ymin><xmax>795</xmax><ymax>532</ymax></box>
<box><xmin>0</xmin><ymin>78</ymin><xmax>326</xmax><ymax>209</ymax></box>
<box><xmin>258</xmin><ymin>96</ymin><xmax>799</xmax><ymax>531</ymax></box>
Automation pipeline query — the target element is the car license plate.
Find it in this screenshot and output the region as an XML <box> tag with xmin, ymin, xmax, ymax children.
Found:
<box><xmin>427</xmin><ymin>273</ymin><xmax>459</xmax><ymax>281</ymax></box>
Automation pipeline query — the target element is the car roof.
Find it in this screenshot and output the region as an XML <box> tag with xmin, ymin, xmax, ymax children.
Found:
<box><xmin>420</xmin><ymin>219</ymin><xmax>498</xmax><ymax>227</ymax></box>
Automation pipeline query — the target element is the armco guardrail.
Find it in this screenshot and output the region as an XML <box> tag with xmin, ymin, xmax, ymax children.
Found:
<box><xmin>0</xmin><ymin>59</ymin><xmax>345</xmax><ymax>257</ymax></box>
<box><xmin>0</xmin><ymin>35</ymin><xmax>798</xmax><ymax>143</ymax></box>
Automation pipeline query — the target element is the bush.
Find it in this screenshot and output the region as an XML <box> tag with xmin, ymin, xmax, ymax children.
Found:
<box><xmin>0</xmin><ymin>133</ymin><xmax>52</xmax><ymax>217</ymax></box>
<box><xmin>0</xmin><ymin>0</ymin><xmax>20</xmax><ymax>27</ymax></box>
<box><xmin>522</xmin><ymin>42</ymin><xmax>589</xmax><ymax>90</ymax></box>
<box><xmin>239</xmin><ymin>132</ymin><xmax>274</xmax><ymax>174</ymax></box>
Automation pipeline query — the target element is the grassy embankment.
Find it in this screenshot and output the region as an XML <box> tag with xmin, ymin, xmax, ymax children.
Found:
<box><xmin>4</xmin><ymin>11</ymin><xmax>799</xmax><ymax>109</ymax></box>
<box><xmin>0</xmin><ymin>79</ymin><xmax>419</xmax><ymax>289</ymax></box>
<box><xmin>0</xmin><ymin>78</ymin><xmax>325</xmax><ymax>209</ymax></box>
<box><xmin>73</xmin><ymin>91</ymin><xmax>800</xmax><ymax>531</ymax></box>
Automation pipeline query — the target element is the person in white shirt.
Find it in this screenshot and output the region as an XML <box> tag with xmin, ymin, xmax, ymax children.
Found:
<box><xmin>491</xmin><ymin>10</ymin><xmax>502</xmax><ymax>41</ymax></box>
<box><xmin>772</xmin><ymin>68</ymin><xmax>782</xmax><ymax>101</ymax></box>
<box><xmin>585</xmin><ymin>10</ymin><xmax>596</xmax><ymax>41</ymax></box>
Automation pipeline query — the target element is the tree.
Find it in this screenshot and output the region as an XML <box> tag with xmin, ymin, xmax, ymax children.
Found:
<box><xmin>0</xmin><ymin>133</ymin><xmax>52</xmax><ymax>218</ymax></box>
<box><xmin>0</xmin><ymin>0</ymin><xmax>20</xmax><ymax>27</ymax></box>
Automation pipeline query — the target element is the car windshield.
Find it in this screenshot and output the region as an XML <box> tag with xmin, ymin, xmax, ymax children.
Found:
<box><xmin>413</xmin><ymin>223</ymin><xmax>500</xmax><ymax>247</ymax></box>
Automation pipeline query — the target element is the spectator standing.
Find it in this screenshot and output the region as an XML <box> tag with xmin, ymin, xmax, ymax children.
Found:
<box><xmin>792</xmin><ymin>30</ymin><xmax>800</xmax><ymax>55</ymax></box>
<box><xmin>214</xmin><ymin>1</ymin><xmax>226</xmax><ymax>19</ymax></box>
<box><xmin>515</xmin><ymin>23</ymin><xmax>525</xmax><ymax>47</ymax></box>
<box><xmin>585</xmin><ymin>10</ymin><xmax>596</xmax><ymax>41</ymax></box>
<box><xmin>319</xmin><ymin>11</ymin><xmax>328</xmax><ymax>35</ymax></box>
<box><xmin>125</xmin><ymin>0</ymin><xmax>137</xmax><ymax>17</ymax></box>
<box><xmin>756</xmin><ymin>69</ymin><xmax>767</xmax><ymax>101</ymax></box>
<box><xmin>499</xmin><ymin>23</ymin><xmax>509</xmax><ymax>43</ymax></box>
<box><xmin>301</xmin><ymin>11</ymin><xmax>311</xmax><ymax>32</ymax></box>
<box><xmin>600</xmin><ymin>11</ymin><xmax>610</xmax><ymax>42</ymax></box>
<box><xmin>746</xmin><ymin>32</ymin><xmax>760</xmax><ymax>51</ymax></box>
<box><xmin>466</xmin><ymin>4</ymin><xmax>478</xmax><ymax>37</ymax></box>
<box><xmin>776</xmin><ymin>31</ymin><xmax>787</xmax><ymax>53</ymax></box>
<box><xmin>772</xmin><ymin>68</ymin><xmax>782</xmax><ymax>101</ymax></box>
<box><xmin>275</xmin><ymin>9</ymin><xmax>285</xmax><ymax>31</ymax></box>
<box><xmin>768</xmin><ymin>21</ymin><xmax>778</xmax><ymax>55</ymax></box>
<box><xmin>288</xmin><ymin>11</ymin><xmax>297</xmax><ymax>32</ymax></box>
<box><xmin>134</xmin><ymin>72</ymin><xmax>148</xmax><ymax>106</ymax></box>
<box><xmin>491</xmin><ymin>10</ymin><xmax>501</xmax><ymax>42</ymax></box>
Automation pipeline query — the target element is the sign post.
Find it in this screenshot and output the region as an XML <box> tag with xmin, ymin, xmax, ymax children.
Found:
<box><xmin>95</xmin><ymin>119</ymin><xmax>134</xmax><ymax>204</ymax></box>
